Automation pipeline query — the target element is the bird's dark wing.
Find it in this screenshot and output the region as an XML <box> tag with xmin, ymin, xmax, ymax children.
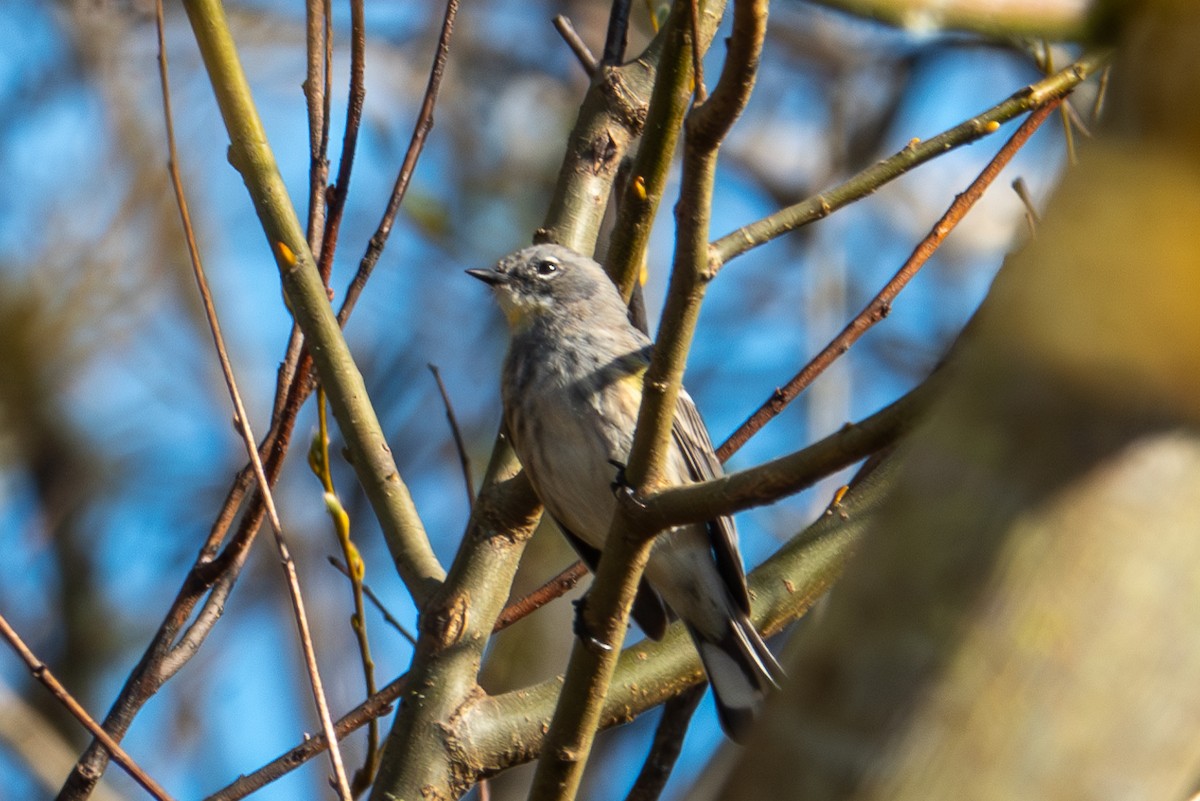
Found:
<box><xmin>551</xmin><ymin>516</ymin><xmax>670</xmax><ymax>641</ymax></box>
<box><xmin>672</xmin><ymin>391</ymin><xmax>752</xmax><ymax>615</ymax></box>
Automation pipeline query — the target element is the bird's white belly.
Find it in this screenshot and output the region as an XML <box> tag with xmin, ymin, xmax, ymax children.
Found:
<box><xmin>526</xmin><ymin>397</ymin><xmax>624</xmax><ymax>549</ymax></box>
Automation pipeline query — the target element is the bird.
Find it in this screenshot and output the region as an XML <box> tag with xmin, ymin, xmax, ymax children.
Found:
<box><xmin>468</xmin><ymin>243</ymin><xmax>781</xmax><ymax>739</ymax></box>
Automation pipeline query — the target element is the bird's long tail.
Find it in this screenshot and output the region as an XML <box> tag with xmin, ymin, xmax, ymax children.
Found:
<box><xmin>688</xmin><ymin>615</ymin><xmax>783</xmax><ymax>741</ymax></box>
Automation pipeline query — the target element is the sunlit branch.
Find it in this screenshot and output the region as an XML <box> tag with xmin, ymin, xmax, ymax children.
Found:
<box><xmin>182</xmin><ymin>0</ymin><xmax>445</xmax><ymax>600</ymax></box>
<box><xmin>718</xmin><ymin>98</ymin><xmax>1064</xmax><ymax>458</ymax></box>
<box><xmin>528</xmin><ymin>2</ymin><xmax>768</xmax><ymax>799</ymax></box>
<box><xmin>0</xmin><ymin>613</ymin><xmax>176</xmax><ymax>801</ymax></box>
<box><xmin>709</xmin><ymin>53</ymin><xmax>1105</xmax><ymax>270</ymax></box>
<box><xmin>156</xmin><ymin>10</ymin><xmax>353</xmax><ymax>795</ymax></box>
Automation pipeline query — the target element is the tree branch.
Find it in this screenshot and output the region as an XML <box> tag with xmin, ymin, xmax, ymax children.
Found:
<box><xmin>157</xmin><ymin>14</ymin><xmax>353</xmax><ymax>793</ymax></box>
<box><xmin>710</xmin><ymin>52</ymin><xmax>1106</xmax><ymax>270</ymax></box>
<box><xmin>645</xmin><ymin>376</ymin><xmax>928</xmax><ymax>528</ymax></box>
<box><xmin>367</xmin><ymin>4</ymin><xmax>727</xmax><ymax>798</ymax></box>
<box><xmin>528</xmin><ymin>2</ymin><xmax>768</xmax><ymax>799</ymax></box>
<box><xmin>0</xmin><ymin>612</ymin><xmax>176</xmax><ymax>801</ymax></box>
<box><xmin>553</xmin><ymin>15</ymin><xmax>598</xmax><ymax>77</ymax></box>
<box><xmin>314</xmin><ymin>0</ymin><xmax>366</xmax><ymax>285</ymax></box>
<box><xmin>181</xmin><ymin>0</ymin><xmax>445</xmax><ymax>600</ymax></box>
<box><xmin>602</xmin><ymin>0</ymin><xmax>633</xmax><ymax>65</ymax></box>
<box><xmin>718</xmin><ymin>98</ymin><xmax>1062</xmax><ymax>458</ymax></box>
<box><xmin>605</xmin><ymin>0</ymin><xmax>724</xmax><ymax>299</ymax></box>
<box><xmin>429</xmin><ymin>363</ymin><xmax>476</xmax><ymax>509</ymax></box>
<box><xmin>623</xmin><ymin>684</ymin><xmax>705</xmax><ymax>801</ymax></box>
<box><xmin>467</xmin><ymin>457</ymin><xmax>891</xmax><ymax>774</ymax></box>
<box><xmin>303</xmin><ymin>0</ymin><xmax>331</xmax><ymax>256</ymax></box>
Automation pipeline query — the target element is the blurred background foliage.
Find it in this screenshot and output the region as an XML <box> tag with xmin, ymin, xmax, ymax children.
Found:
<box><xmin>0</xmin><ymin>1</ymin><xmax>1084</xmax><ymax>798</ymax></box>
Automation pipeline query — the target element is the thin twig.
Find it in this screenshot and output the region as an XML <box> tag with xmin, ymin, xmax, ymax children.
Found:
<box><xmin>205</xmin><ymin>555</ymin><xmax>592</xmax><ymax>801</ymax></box>
<box><xmin>1091</xmin><ymin>64</ymin><xmax>1110</xmax><ymax>123</ymax></box>
<box><xmin>311</xmin><ymin>388</ymin><xmax>380</xmax><ymax>795</ymax></box>
<box><xmin>602</xmin><ymin>0</ymin><xmax>633</xmax><ymax>64</ymax></box>
<box><xmin>304</xmin><ymin>0</ymin><xmax>331</xmax><ymax>255</ymax></box>
<box><xmin>328</xmin><ymin>557</ymin><xmax>419</xmax><ymax>645</ymax></box>
<box><xmin>492</xmin><ymin>561</ymin><xmax>589</xmax><ymax>631</ymax></box>
<box><xmin>688</xmin><ymin>0</ymin><xmax>706</xmax><ymax>103</ymax></box>
<box><xmin>1012</xmin><ymin>176</ymin><xmax>1040</xmax><ymax>233</ymax></box>
<box><xmin>204</xmin><ymin>673</ymin><xmax>409</xmax><ymax>801</ymax></box>
<box><xmin>0</xmin><ymin>613</ymin><xmax>176</xmax><ymax>801</ymax></box>
<box><xmin>553</xmin><ymin>15</ymin><xmax>598</xmax><ymax>77</ymax></box>
<box><xmin>624</xmin><ymin>685</ymin><xmax>705</xmax><ymax>801</ymax></box>
<box><xmin>154</xmin><ymin>8</ymin><xmax>353</xmax><ymax>797</ymax></box>
<box><xmin>717</xmin><ymin>100</ymin><xmax>1063</xmax><ymax>461</ymax></box>
<box><xmin>339</xmin><ymin>0</ymin><xmax>459</xmax><ymax>325</ymax></box>
<box><xmin>428</xmin><ymin>363</ymin><xmax>475</xmax><ymax>508</ymax></box>
<box><xmin>315</xmin><ymin>0</ymin><xmax>366</xmax><ymax>285</ymax></box>
<box><xmin>1062</xmin><ymin>100</ymin><xmax>1093</xmax><ymax>138</ymax></box>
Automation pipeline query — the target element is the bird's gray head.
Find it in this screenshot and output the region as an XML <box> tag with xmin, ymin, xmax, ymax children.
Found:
<box><xmin>467</xmin><ymin>244</ymin><xmax>621</xmax><ymax>331</ymax></box>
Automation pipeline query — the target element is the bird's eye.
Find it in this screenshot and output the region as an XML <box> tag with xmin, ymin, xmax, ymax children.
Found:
<box><xmin>535</xmin><ymin>259</ymin><xmax>559</xmax><ymax>276</ymax></box>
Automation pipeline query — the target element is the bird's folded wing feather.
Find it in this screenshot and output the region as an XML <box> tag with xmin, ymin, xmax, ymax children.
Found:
<box><xmin>672</xmin><ymin>391</ymin><xmax>752</xmax><ymax>615</ymax></box>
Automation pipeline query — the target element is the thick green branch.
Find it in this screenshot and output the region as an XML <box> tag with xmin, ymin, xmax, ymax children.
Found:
<box><xmin>368</xmin><ymin>452</ymin><xmax>542</xmax><ymax>801</ymax></box>
<box><xmin>606</xmin><ymin>0</ymin><xmax>725</xmax><ymax>299</ymax></box>
<box><xmin>181</xmin><ymin>0</ymin><xmax>445</xmax><ymax>600</ymax></box>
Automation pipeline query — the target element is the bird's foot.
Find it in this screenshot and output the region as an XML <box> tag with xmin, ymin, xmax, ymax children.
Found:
<box><xmin>572</xmin><ymin>596</ymin><xmax>613</xmax><ymax>654</ymax></box>
<box><xmin>607</xmin><ymin>459</ymin><xmax>646</xmax><ymax>508</ymax></box>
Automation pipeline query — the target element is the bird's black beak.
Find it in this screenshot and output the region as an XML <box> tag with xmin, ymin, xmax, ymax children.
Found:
<box><xmin>466</xmin><ymin>268</ymin><xmax>508</xmax><ymax>286</ymax></box>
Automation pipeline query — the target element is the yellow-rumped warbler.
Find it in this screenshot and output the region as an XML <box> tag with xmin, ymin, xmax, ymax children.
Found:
<box><xmin>469</xmin><ymin>243</ymin><xmax>781</xmax><ymax>739</ymax></box>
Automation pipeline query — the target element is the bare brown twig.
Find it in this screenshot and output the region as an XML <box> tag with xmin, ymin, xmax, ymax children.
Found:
<box><xmin>1012</xmin><ymin>176</ymin><xmax>1040</xmax><ymax>233</ymax></box>
<box><xmin>304</xmin><ymin>0</ymin><xmax>332</xmax><ymax>255</ymax></box>
<box><xmin>688</xmin><ymin>0</ymin><xmax>706</xmax><ymax>103</ymax></box>
<box><xmin>205</xmin><ymin>555</ymin><xmax>589</xmax><ymax>800</ymax></box>
<box><xmin>315</xmin><ymin>0</ymin><xmax>366</xmax><ymax>286</ymax></box>
<box><xmin>603</xmin><ymin>0</ymin><xmax>633</xmax><ymax>64</ymax></box>
<box><xmin>339</xmin><ymin>0</ymin><xmax>459</xmax><ymax>325</ymax></box>
<box><xmin>0</xmin><ymin>612</ymin><xmax>175</xmax><ymax>801</ymax></box>
<box><xmin>553</xmin><ymin>15</ymin><xmax>598</xmax><ymax>77</ymax></box>
<box><xmin>717</xmin><ymin>99</ymin><xmax>1064</xmax><ymax>461</ymax></box>
<box><xmin>429</xmin><ymin>363</ymin><xmax>475</xmax><ymax>509</ymax></box>
<box><xmin>492</xmin><ymin>561</ymin><xmax>589</xmax><ymax>631</ymax></box>
<box><xmin>154</xmin><ymin>7</ymin><xmax>353</xmax><ymax>796</ymax></box>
